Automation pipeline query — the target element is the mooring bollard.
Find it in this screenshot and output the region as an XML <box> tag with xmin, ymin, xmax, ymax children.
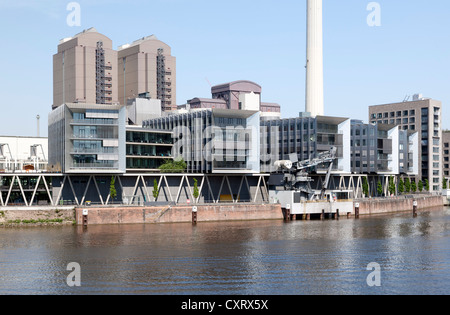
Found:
<box><xmin>413</xmin><ymin>200</ymin><xmax>418</xmax><ymax>218</ymax></box>
<box><xmin>285</xmin><ymin>204</ymin><xmax>291</xmax><ymax>221</ymax></box>
<box><xmin>192</xmin><ymin>206</ymin><xmax>198</xmax><ymax>224</ymax></box>
<box><xmin>336</xmin><ymin>209</ymin><xmax>339</xmax><ymax>220</ymax></box>
<box><xmin>321</xmin><ymin>209</ymin><xmax>325</xmax><ymax>220</ymax></box>
<box><xmin>82</xmin><ymin>209</ymin><xmax>88</xmax><ymax>226</ymax></box>
<box><xmin>355</xmin><ymin>202</ymin><xmax>360</xmax><ymax>219</ymax></box>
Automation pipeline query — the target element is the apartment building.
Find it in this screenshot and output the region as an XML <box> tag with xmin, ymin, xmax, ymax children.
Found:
<box><xmin>260</xmin><ymin>116</ymin><xmax>351</xmax><ymax>174</ymax></box>
<box><xmin>143</xmin><ymin>109</ymin><xmax>261</xmax><ymax>174</ymax></box>
<box><xmin>443</xmin><ymin>130</ymin><xmax>450</xmax><ymax>186</ymax></box>
<box><xmin>48</xmin><ymin>103</ymin><xmax>126</xmax><ymax>174</ymax></box>
<box><xmin>350</xmin><ymin>120</ymin><xmax>418</xmax><ymax>176</ymax></box>
<box><xmin>53</xmin><ymin>28</ymin><xmax>118</xmax><ymax>109</ymax></box>
<box><xmin>118</xmin><ymin>35</ymin><xmax>176</xmax><ymax>111</ymax></box>
<box><xmin>369</xmin><ymin>96</ymin><xmax>442</xmax><ymax>191</ymax></box>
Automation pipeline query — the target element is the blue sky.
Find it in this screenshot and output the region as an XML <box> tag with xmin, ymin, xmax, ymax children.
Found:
<box><xmin>0</xmin><ymin>0</ymin><xmax>449</xmax><ymax>137</ymax></box>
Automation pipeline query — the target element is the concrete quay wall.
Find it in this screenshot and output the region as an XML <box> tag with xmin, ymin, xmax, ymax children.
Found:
<box><xmin>356</xmin><ymin>195</ymin><xmax>444</xmax><ymax>216</ymax></box>
<box><xmin>75</xmin><ymin>203</ymin><xmax>284</xmax><ymax>225</ymax></box>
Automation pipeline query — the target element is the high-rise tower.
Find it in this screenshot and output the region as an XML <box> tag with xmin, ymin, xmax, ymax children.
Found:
<box><xmin>53</xmin><ymin>28</ymin><xmax>118</xmax><ymax>109</ymax></box>
<box><xmin>305</xmin><ymin>0</ymin><xmax>324</xmax><ymax>117</ymax></box>
<box><xmin>118</xmin><ymin>35</ymin><xmax>177</xmax><ymax>111</ymax></box>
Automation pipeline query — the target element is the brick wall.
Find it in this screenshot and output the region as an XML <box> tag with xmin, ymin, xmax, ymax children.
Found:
<box><xmin>76</xmin><ymin>204</ymin><xmax>283</xmax><ymax>225</ymax></box>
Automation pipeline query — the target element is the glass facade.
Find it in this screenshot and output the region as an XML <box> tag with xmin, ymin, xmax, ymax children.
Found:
<box><xmin>48</xmin><ymin>104</ymin><xmax>126</xmax><ymax>173</ymax></box>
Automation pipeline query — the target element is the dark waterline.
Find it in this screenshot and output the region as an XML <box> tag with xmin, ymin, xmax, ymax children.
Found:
<box><xmin>0</xmin><ymin>207</ymin><xmax>449</xmax><ymax>295</ymax></box>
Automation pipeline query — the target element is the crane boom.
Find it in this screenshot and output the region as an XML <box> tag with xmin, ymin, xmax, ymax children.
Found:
<box><xmin>274</xmin><ymin>147</ymin><xmax>337</xmax><ymax>199</ymax></box>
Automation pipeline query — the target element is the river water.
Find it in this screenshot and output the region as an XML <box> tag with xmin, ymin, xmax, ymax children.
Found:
<box><xmin>0</xmin><ymin>207</ymin><xmax>449</xmax><ymax>295</ymax></box>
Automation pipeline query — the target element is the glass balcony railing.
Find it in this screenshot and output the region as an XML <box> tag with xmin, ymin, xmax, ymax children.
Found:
<box><xmin>71</xmin><ymin>119</ymin><xmax>118</xmax><ymax>125</ymax></box>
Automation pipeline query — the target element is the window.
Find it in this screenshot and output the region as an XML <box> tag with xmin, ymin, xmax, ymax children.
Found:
<box><xmin>410</xmin><ymin>110</ymin><xmax>415</xmax><ymax>116</ymax></box>
<box><xmin>421</xmin><ymin>108</ymin><xmax>429</xmax><ymax>116</ymax></box>
<box><xmin>403</xmin><ymin>110</ymin><xmax>408</xmax><ymax>116</ymax></box>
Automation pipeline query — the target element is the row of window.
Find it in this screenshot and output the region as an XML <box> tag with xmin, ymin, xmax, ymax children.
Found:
<box><xmin>371</xmin><ymin>110</ymin><xmax>416</xmax><ymax>120</ymax></box>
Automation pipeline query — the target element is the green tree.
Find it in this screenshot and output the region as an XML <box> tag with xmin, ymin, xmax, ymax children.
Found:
<box><xmin>110</xmin><ymin>176</ymin><xmax>117</xmax><ymax>202</ymax></box>
<box><xmin>377</xmin><ymin>181</ymin><xmax>383</xmax><ymax>196</ymax></box>
<box><xmin>389</xmin><ymin>176</ymin><xmax>396</xmax><ymax>196</ymax></box>
<box><xmin>362</xmin><ymin>176</ymin><xmax>369</xmax><ymax>198</ymax></box>
<box><xmin>398</xmin><ymin>179</ymin><xmax>404</xmax><ymax>194</ymax></box>
<box><xmin>153</xmin><ymin>179</ymin><xmax>159</xmax><ymax>201</ymax></box>
<box><xmin>443</xmin><ymin>178</ymin><xmax>448</xmax><ymax>190</ymax></box>
<box><xmin>425</xmin><ymin>179</ymin><xmax>429</xmax><ymax>192</ymax></box>
<box><xmin>411</xmin><ymin>181</ymin><xmax>417</xmax><ymax>193</ymax></box>
<box><xmin>405</xmin><ymin>178</ymin><xmax>411</xmax><ymax>193</ymax></box>
<box><xmin>159</xmin><ymin>157</ymin><xmax>187</xmax><ymax>173</ymax></box>
<box><xmin>193</xmin><ymin>178</ymin><xmax>199</xmax><ymax>200</ymax></box>
<box><xmin>418</xmin><ymin>180</ymin><xmax>423</xmax><ymax>192</ymax></box>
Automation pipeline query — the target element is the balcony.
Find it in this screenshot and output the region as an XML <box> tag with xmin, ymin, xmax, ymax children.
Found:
<box><xmin>70</xmin><ymin>148</ymin><xmax>118</xmax><ymax>155</ymax></box>
<box><xmin>70</xmin><ymin>119</ymin><xmax>117</xmax><ymax>126</ymax></box>
<box><xmin>70</xmin><ymin>162</ymin><xmax>119</xmax><ymax>170</ymax></box>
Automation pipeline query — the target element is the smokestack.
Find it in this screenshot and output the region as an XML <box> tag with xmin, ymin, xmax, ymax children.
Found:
<box><xmin>36</xmin><ymin>115</ymin><xmax>40</xmax><ymax>137</ymax></box>
<box><xmin>305</xmin><ymin>0</ymin><xmax>324</xmax><ymax>117</ymax></box>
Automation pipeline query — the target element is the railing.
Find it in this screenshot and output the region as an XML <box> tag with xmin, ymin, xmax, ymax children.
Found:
<box><xmin>70</xmin><ymin>119</ymin><xmax>117</xmax><ymax>125</ymax></box>
<box><xmin>70</xmin><ymin>163</ymin><xmax>118</xmax><ymax>169</ymax></box>
<box><xmin>71</xmin><ymin>148</ymin><xmax>118</xmax><ymax>154</ymax></box>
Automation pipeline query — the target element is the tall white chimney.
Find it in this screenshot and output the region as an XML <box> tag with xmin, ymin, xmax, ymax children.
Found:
<box><xmin>305</xmin><ymin>0</ymin><xmax>324</xmax><ymax>117</ymax></box>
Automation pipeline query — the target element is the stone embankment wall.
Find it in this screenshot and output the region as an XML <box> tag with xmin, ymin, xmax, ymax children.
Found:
<box><xmin>75</xmin><ymin>204</ymin><xmax>283</xmax><ymax>225</ymax></box>
<box><xmin>0</xmin><ymin>207</ymin><xmax>75</xmax><ymax>226</ymax></box>
<box><xmin>356</xmin><ymin>195</ymin><xmax>444</xmax><ymax>216</ymax></box>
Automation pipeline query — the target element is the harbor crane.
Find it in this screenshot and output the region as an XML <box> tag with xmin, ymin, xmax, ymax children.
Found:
<box><xmin>274</xmin><ymin>147</ymin><xmax>337</xmax><ymax>200</ymax></box>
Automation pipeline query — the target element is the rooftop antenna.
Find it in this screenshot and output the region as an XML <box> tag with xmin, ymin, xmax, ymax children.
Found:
<box><xmin>403</xmin><ymin>95</ymin><xmax>410</xmax><ymax>102</ymax></box>
<box><xmin>205</xmin><ymin>77</ymin><xmax>212</xmax><ymax>88</ymax></box>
